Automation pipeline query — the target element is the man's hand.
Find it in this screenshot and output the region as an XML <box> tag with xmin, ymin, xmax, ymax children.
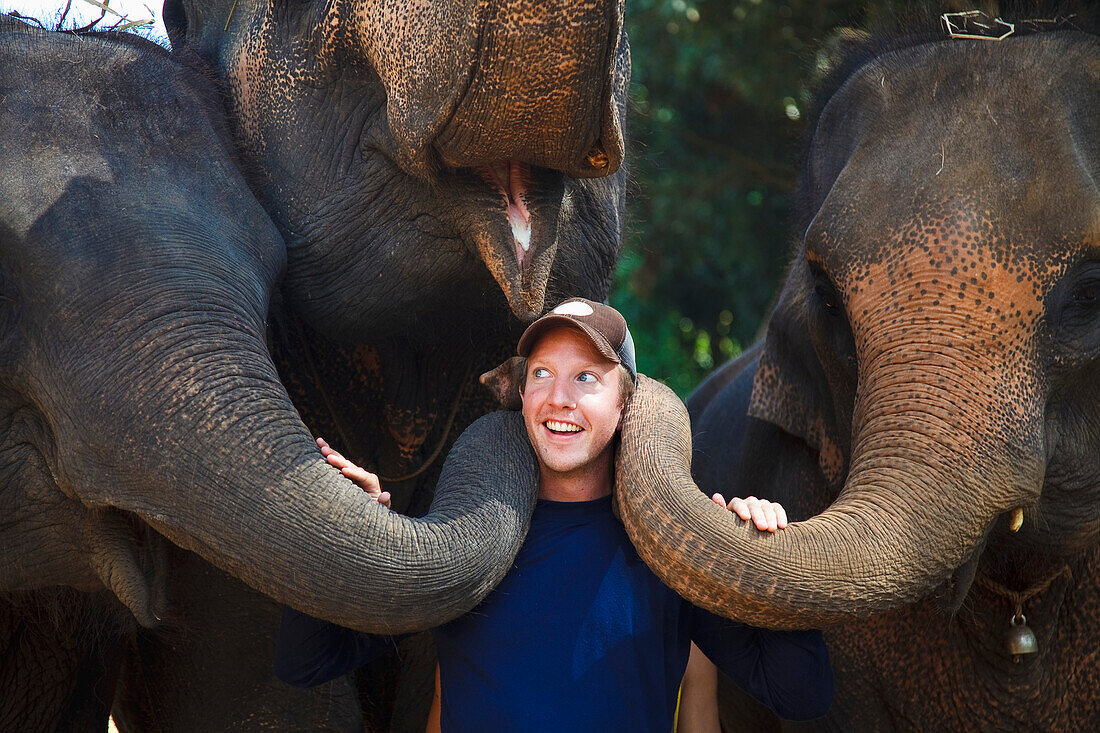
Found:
<box><xmin>317</xmin><ymin>438</ymin><xmax>391</xmax><ymax>509</ymax></box>
<box><xmin>711</xmin><ymin>494</ymin><xmax>787</xmax><ymax>533</ymax></box>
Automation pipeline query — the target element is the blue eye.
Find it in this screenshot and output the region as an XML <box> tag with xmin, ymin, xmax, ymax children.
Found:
<box><xmin>578</xmin><ymin>372</ymin><xmax>597</xmax><ymax>383</ymax></box>
<box><xmin>533</xmin><ymin>367</ymin><xmax>550</xmax><ymax>378</ymax></box>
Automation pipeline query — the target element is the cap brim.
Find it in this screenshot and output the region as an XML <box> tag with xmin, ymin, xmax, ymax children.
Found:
<box><xmin>516</xmin><ymin>316</ymin><xmax>621</xmax><ymax>364</ymax></box>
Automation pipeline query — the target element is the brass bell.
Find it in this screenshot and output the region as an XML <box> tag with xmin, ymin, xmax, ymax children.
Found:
<box><xmin>1007</xmin><ymin>614</ymin><xmax>1038</xmax><ymax>659</ymax></box>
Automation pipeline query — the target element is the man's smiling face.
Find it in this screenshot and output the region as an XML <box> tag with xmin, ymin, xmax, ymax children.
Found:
<box><xmin>520</xmin><ymin>327</ymin><xmax>625</xmax><ymax>487</ymax></box>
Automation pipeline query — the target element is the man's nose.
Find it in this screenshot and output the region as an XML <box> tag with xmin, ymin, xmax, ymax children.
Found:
<box><xmin>547</xmin><ymin>378</ymin><xmax>577</xmax><ymax>408</ymax></box>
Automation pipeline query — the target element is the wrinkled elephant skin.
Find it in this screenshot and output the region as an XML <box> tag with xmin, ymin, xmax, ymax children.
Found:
<box><xmin>620</xmin><ymin>24</ymin><xmax>1100</xmax><ymax>731</ymax></box>
<box><xmin>2</xmin><ymin>20</ymin><xmax>543</xmax><ymax>731</ymax></box>
<box><xmin>164</xmin><ymin>0</ymin><xmax>628</xmax><ymax>330</ymax></box>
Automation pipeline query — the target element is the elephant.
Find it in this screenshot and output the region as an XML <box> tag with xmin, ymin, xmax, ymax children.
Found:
<box><xmin>53</xmin><ymin>0</ymin><xmax>628</xmax><ymax>728</ymax></box>
<box><xmin>0</xmin><ymin>18</ymin><xmax>555</xmax><ymax>731</ymax></box>
<box><xmin>161</xmin><ymin>0</ymin><xmax>628</xmax><ymax>341</ymax></box>
<box><xmin>613</xmin><ymin>11</ymin><xmax>1100</xmax><ymax>732</ymax></box>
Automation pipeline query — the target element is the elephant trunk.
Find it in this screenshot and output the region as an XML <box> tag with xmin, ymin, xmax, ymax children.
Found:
<box><xmin>65</xmin><ymin>326</ymin><xmax>538</xmax><ymax>634</ymax></box>
<box><xmin>615</xmin><ymin>375</ymin><xmax>1040</xmax><ymax>629</ymax></box>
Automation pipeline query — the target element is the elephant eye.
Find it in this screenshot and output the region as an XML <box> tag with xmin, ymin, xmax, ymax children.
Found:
<box><xmin>1052</xmin><ymin>262</ymin><xmax>1100</xmax><ymax>357</ymax></box>
<box><xmin>813</xmin><ymin>279</ymin><xmax>842</xmax><ymax>315</ymax></box>
<box><xmin>1071</xmin><ymin>284</ymin><xmax>1096</xmax><ymax>305</ymax></box>
<box><xmin>1063</xmin><ymin>281</ymin><xmax>1100</xmax><ymax>329</ymax></box>
<box><xmin>1061</xmin><ymin>266</ymin><xmax>1100</xmax><ymax>320</ymax></box>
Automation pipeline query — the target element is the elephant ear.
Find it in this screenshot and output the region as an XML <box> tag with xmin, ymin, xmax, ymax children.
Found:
<box><xmin>479</xmin><ymin>357</ymin><xmax>524</xmax><ymax>411</ymax></box>
<box><xmin>0</xmin><ymin>400</ymin><xmax>170</xmax><ymax>627</ymax></box>
<box><xmin>750</xmin><ymin>67</ymin><xmax>880</xmax><ymax>492</ymax></box>
<box><xmin>747</xmin><ymin>262</ymin><xmax>847</xmax><ymax>489</ymax></box>
<box><xmin>162</xmin><ymin>0</ymin><xmax>230</xmax><ymax>61</ymax></box>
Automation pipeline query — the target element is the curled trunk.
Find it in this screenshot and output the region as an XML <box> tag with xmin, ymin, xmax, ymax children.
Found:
<box><xmin>615</xmin><ymin>377</ymin><xmax>1028</xmax><ymax>629</ymax></box>
<box><xmin>433</xmin><ymin>0</ymin><xmax>626</xmax><ymax>177</ymax></box>
<box><xmin>66</xmin><ymin>329</ymin><xmax>538</xmax><ymax>634</ymax></box>
<box><xmin>354</xmin><ymin>0</ymin><xmax>626</xmax><ymax>178</ymax></box>
<box><xmin>150</xmin><ymin>407</ymin><xmax>536</xmax><ymax>633</ymax></box>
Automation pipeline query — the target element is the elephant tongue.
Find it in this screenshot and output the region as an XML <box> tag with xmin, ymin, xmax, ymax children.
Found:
<box><xmin>479</xmin><ymin>160</ymin><xmax>532</xmax><ymax>266</ymax></box>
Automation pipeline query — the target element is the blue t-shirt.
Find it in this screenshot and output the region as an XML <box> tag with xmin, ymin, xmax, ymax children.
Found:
<box><xmin>275</xmin><ymin>496</ymin><xmax>832</xmax><ymax>731</ymax></box>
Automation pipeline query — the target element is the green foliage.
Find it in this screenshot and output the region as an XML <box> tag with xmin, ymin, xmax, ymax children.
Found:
<box><xmin>613</xmin><ymin>0</ymin><xmax>900</xmax><ymax>395</ymax></box>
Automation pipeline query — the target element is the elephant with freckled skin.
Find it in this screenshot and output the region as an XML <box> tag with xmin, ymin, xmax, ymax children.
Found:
<box><xmin>615</xmin><ymin>10</ymin><xmax>1100</xmax><ymax>732</ymax></box>
<box><xmin>133</xmin><ymin>0</ymin><xmax>627</xmax><ymax>729</ymax></box>
<box><xmin>6</xmin><ymin>0</ymin><xmax>629</xmax><ymax>729</ymax></box>
<box><xmin>0</xmin><ymin>18</ymin><xmax>560</xmax><ymax>731</ymax></box>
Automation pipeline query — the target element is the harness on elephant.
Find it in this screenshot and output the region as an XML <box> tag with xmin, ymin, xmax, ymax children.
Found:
<box><xmin>291</xmin><ymin>313</ymin><xmax>472</xmax><ymax>484</ymax></box>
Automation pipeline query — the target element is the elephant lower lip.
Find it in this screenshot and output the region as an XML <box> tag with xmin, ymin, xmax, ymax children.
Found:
<box><xmin>474</xmin><ymin>160</ymin><xmax>533</xmax><ymax>265</ymax></box>
<box><xmin>455</xmin><ymin>163</ymin><xmax>563</xmax><ymax>320</ymax></box>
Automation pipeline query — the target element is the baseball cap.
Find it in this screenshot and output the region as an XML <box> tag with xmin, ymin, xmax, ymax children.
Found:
<box><xmin>517</xmin><ymin>298</ymin><xmax>637</xmax><ymax>384</ymax></box>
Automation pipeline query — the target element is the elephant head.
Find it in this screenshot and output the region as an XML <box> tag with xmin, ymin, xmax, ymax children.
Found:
<box><xmin>615</xmin><ymin>29</ymin><xmax>1100</xmax><ymax>628</ymax></box>
<box><xmin>162</xmin><ymin>0</ymin><xmax>629</xmax><ymax>333</ymax></box>
<box><xmin>0</xmin><ymin>19</ymin><xmax>538</xmax><ymax>634</ymax></box>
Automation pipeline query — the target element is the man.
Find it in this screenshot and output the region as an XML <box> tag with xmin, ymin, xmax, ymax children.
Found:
<box><xmin>275</xmin><ymin>298</ymin><xmax>832</xmax><ymax>731</ymax></box>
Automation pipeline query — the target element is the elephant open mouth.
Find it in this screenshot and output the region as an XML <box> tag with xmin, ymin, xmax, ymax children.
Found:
<box><xmin>457</xmin><ymin>161</ymin><xmax>568</xmax><ymax>321</ymax></box>
<box><xmin>475</xmin><ymin>160</ymin><xmax>534</xmax><ymax>266</ymax></box>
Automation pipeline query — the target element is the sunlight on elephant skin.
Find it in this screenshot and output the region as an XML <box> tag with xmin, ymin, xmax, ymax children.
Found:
<box><xmin>659</xmin><ymin>16</ymin><xmax>1100</xmax><ymax>732</ymax></box>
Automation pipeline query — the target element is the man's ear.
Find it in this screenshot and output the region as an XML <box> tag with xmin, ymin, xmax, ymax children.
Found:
<box><xmin>748</xmin><ymin>261</ymin><xmax>848</xmax><ymax>489</ymax></box>
<box><xmin>479</xmin><ymin>357</ymin><xmax>525</xmax><ymax>411</ymax></box>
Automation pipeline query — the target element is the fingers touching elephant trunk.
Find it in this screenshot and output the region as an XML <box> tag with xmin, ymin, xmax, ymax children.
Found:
<box><xmin>615</xmin><ymin>377</ymin><xmax>1035</xmax><ymax>629</ymax></box>
<box><xmin>124</xmin><ymin>405</ymin><xmax>539</xmax><ymax>634</ymax></box>
<box><xmin>54</xmin><ymin>320</ymin><xmax>538</xmax><ymax>633</ymax></box>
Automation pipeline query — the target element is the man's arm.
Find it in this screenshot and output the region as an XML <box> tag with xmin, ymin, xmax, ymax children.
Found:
<box><xmin>688</xmin><ymin>496</ymin><xmax>831</xmax><ymax>721</ymax></box>
<box><xmin>273</xmin><ymin>606</ymin><xmax>400</xmax><ymax>687</ymax></box>
<box><xmin>676</xmin><ymin>642</ymin><xmax>721</xmax><ymax>733</ymax></box>
<box><xmin>689</xmin><ymin>606</ymin><xmax>833</xmax><ymax>722</ymax></box>
<box><xmin>273</xmin><ymin>439</ymin><xmax>396</xmax><ymax>687</ymax></box>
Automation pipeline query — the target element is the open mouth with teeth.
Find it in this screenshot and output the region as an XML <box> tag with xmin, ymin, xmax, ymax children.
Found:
<box><xmin>544</xmin><ymin>420</ymin><xmax>584</xmax><ymax>435</ymax></box>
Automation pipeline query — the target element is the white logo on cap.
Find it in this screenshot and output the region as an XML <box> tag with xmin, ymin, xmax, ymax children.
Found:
<box><xmin>553</xmin><ymin>301</ymin><xmax>594</xmax><ymax>317</ymax></box>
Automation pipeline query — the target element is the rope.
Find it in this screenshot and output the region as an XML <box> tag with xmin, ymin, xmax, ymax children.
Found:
<box><xmin>375</xmin><ymin>370</ymin><xmax>469</xmax><ymax>483</ymax></box>
<box><xmin>973</xmin><ymin>564</ymin><xmax>1074</xmax><ymax>617</ymax></box>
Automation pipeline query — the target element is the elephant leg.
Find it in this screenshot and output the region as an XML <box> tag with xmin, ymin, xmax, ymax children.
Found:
<box><xmin>0</xmin><ymin>590</ymin><xmax>125</xmax><ymax>733</ymax></box>
<box><xmin>111</xmin><ymin>547</ymin><xmax>362</xmax><ymax>732</ymax></box>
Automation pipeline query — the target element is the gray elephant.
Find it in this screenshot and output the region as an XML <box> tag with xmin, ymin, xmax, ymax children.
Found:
<box><xmin>614</xmin><ymin>10</ymin><xmax>1100</xmax><ymax>731</ymax></box>
<box><xmin>1</xmin><ymin>18</ymin><xmax>550</xmax><ymax>731</ymax></box>
<box><xmin>123</xmin><ymin>0</ymin><xmax>631</xmax><ymax>728</ymax></box>
<box><xmin>5</xmin><ymin>0</ymin><xmax>631</xmax><ymax>728</ymax></box>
